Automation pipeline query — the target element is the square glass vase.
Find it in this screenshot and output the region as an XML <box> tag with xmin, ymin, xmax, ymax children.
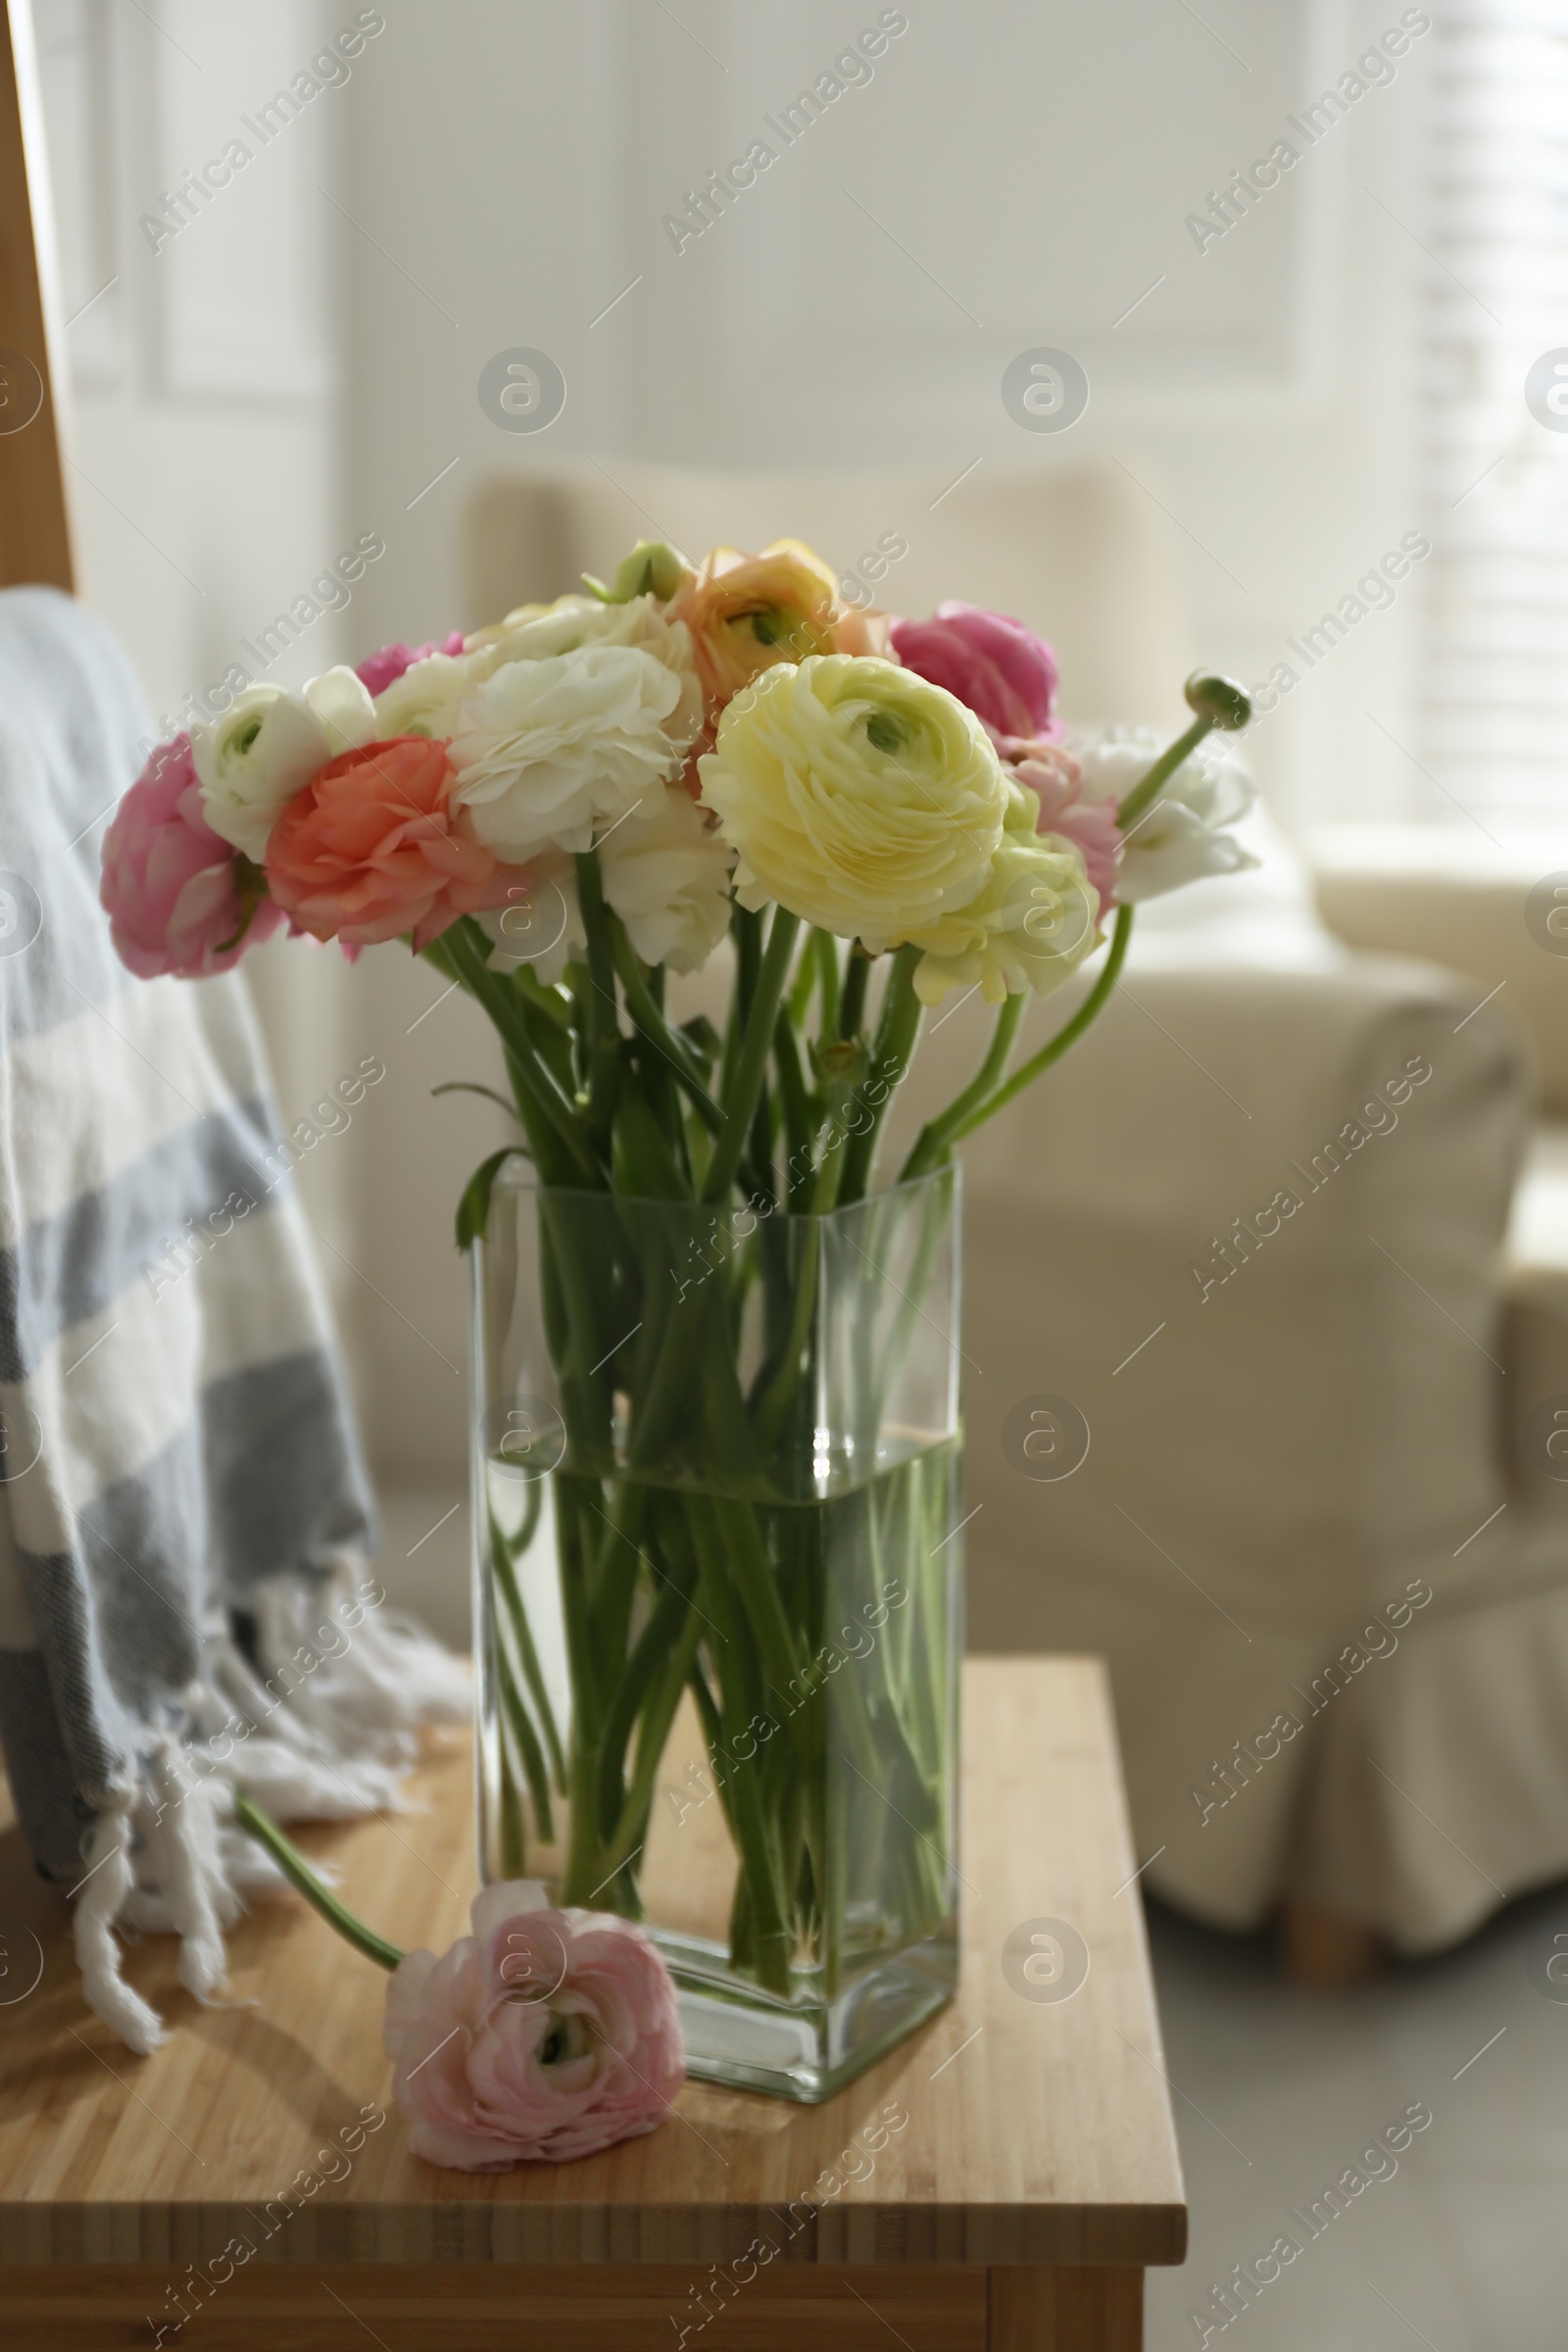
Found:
<box><xmin>469</xmin><ymin>1160</ymin><xmax>962</xmax><ymax>2102</ymax></box>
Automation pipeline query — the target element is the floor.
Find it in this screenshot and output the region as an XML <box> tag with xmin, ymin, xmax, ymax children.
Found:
<box><xmin>373</xmin><ymin>1489</ymin><xmax>1566</xmax><ymax>2346</ymax></box>
<box><xmin>1144</xmin><ymin>1888</ymin><xmax>1568</xmax><ymax>2351</ymax></box>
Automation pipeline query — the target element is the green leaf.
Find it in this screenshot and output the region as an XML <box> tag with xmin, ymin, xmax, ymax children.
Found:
<box><xmin>513</xmin><ymin>966</ymin><xmax>574</xmax><ymax>1029</ymax></box>
<box><xmin>455</xmin><ymin>1147</ymin><xmax>525</xmax><ymax>1251</ymax></box>
<box><xmin>611</xmin><ymin>1087</ymin><xmax>690</xmax><ymax>1200</ymax></box>
<box><xmin>431</xmin><ymin>1080</ymin><xmax>525</xmax><ymax>1121</ymax></box>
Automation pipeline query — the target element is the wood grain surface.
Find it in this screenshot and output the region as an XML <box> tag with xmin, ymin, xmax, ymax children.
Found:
<box><xmin>0</xmin><ymin>2260</ymin><xmax>991</xmax><ymax>2350</ymax></box>
<box><xmin>0</xmin><ymin>1659</ymin><xmax>1186</xmax><ymax>2280</ymax></box>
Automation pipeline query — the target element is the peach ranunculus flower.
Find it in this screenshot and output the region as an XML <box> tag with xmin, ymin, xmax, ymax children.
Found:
<box><xmin>384</xmin><ymin>1882</ymin><xmax>684</xmax><ymax>2170</ymax></box>
<box><xmin>669</xmin><ymin>539</ymin><xmax>843</xmax><ymax>723</ymax></box>
<box><xmin>831</xmin><ymin>606</ymin><xmax>900</xmax><ymax>662</ymax></box>
<box><xmin>265</xmin><ymin>735</ymin><xmax>525</xmax><ymax>953</ymax></box>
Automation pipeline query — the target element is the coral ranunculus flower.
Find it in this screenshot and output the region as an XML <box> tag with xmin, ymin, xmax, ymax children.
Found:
<box><xmin>265</xmin><ymin>736</ymin><xmax>525</xmax><ymax>952</ymax></box>
<box><xmin>669</xmin><ymin>539</ymin><xmax>842</xmax><ymax>721</ymax></box>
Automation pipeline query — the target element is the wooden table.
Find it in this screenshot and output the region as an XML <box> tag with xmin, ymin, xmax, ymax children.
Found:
<box><xmin>0</xmin><ymin>1657</ymin><xmax>1185</xmax><ymax>2349</ymax></box>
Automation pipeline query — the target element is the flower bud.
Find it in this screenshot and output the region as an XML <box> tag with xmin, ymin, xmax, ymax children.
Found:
<box><xmin>1183</xmin><ymin>671</ymin><xmax>1251</xmax><ymax>731</ymax></box>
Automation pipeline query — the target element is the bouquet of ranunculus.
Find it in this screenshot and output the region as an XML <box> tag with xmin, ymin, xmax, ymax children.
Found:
<box><xmin>102</xmin><ymin>534</ymin><xmax>1253</xmax><ymax>2101</ymax></box>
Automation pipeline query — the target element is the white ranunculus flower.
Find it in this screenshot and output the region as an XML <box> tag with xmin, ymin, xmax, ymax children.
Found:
<box><xmin>466</xmin><ymin>595</ymin><xmax>704</xmax><ymax>758</ymax></box>
<box><xmin>373</xmin><ymin>651</ymin><xmax>472</xmax><ymax>742</ymax></box>
<box><xmin>306</xmin><ymin>664</ymin><xmax>378</xmax><ymax>755</ymax></box>
<box><xmin>448</xmin><ymin>644</ymin><xmax>688</xmax><ymax>862</ymax></box>
<box><xmin>600</xmin><ymin>786</ymin><xmax>735</xmax><ymax>973</ymax></box>
<box><xmin>1072</xmin><ymin>731</ymin><xmax>1258</xmax><ymax>903</ymax></box>
<box><xmin>192</xmin><ymin>667</ymin><xmax>374</xmax><ymax>858</ymax></box>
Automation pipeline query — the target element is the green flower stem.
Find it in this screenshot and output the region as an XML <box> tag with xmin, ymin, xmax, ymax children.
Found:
<box><xmin>610</xmin><ymin>918</ymin><xmax>723</xmax><ymax>1135</ymax></box>
<box><xmin>771</xmin><ymin>1008</ymin><xmax>813</xmax><ymax>1207</ymax></box>
<box><xmin>697</xmin><ymin>1317</ymin><xmax>767</xmax><ymax>1490</ymax></box>
<box><xmin>623</xmin><ymin>1290</ymin><xmax>704</xmax><ymax>1476</ymax></box>
<box><xmin>1114</xmin><ymin>714</ymin><xmax>1213</xmax><ymax>833</ymax></box>
<box><xmin>433</xmin><ymin>921</ymin><xmax>603</xmax><ymax>1188</ymax></box>
<box><xmin>837</xmin><ymin>944</ymin><xmax>922</xmax><ymax>1204</ymax></box>
<box><xmin>593</xmin><ymin>1574</ymin><xmax>686</xmax><ymax>1836</ymax></box>
<box><xmin>946</xmin><ymin>905</ymin><xmax>1134</xmax><ymax>1144</ymax></box>
<box><xmin>710</xmin><ymin>1492</ymin><xmax>806</xmax><ymax>1708</ymax></box>
<box><xmin>499</xmin><ymin>1756</ymin><xmax>526</xmax><ymax>1876</ymax></box>
<box><xmin>837</xmin><ymin>943</ymin><xmax>869</xmax><ymax>1042</ymax></box>
<box><xmin>722</xmin><ymin>904</ymin><xmax>761</xmax><ymax>1101</ymax></box>
<box><xmin>748</xmin><ymin>1049</ymin><xmax>871</xmax><ymax>1451</ymax></box>
<box><xmin>786</xmin><ymin>930</ymin><xmax>821</xmax><ymax>1029</ymax></box>
<box><xmin>574</xmin><ymin>851</ymin><xmax>623</xmax><ymax>1146</ymax></box>
<box><xmin>553</xmin><ymin>1475</ymin><xmax>606</xmax><ymax>1740</ymax></box>
<box><xmin>537</xmin><ymin>1190</ymin><xmax>616</xmax><ymax>1460</ymax></box>
<box><xmin>490</xmin><ymin>1505</ymin><xmax>566</xmax><ymax>1791</ymax></box>
<box><xmin>601</xmin><ymin>1605</ymin><xmax>705</xmax><ymax>1877</ymax></box>
<box><xmin>233</xmin><ymin>1792</ymin><xmax>403</xmax><ymax>1971</ymax></box>
<box><xmin>703</xmin><ymin>909</ymin><xmax>801</xmax><ymax>1203</ymax></box>
<box><xmin>686</xmin><ymin>1652</ymin><xmax>743</xmax><ymax>1853</ymax></box>
<box><xmin>749</xmin><ymin>1221</ymin><xmax>820</xmax><ymax>1453</ymax></box>
<box><xmin>899</xmin><ymin>993</ymin><xmax>1025</xmax><ymax>1184</ymax></box>
<box><xmin>689</xmin><ymin>1509</ymin><xmax>793</xmax><ymax>1995</ymax></box>
<box><xmin>816</xmin><ymin>929</ymin><xmax>845</xmax><ymax>1037</ymax></box>
<box><xmin>498</xmin><ymin>1637</ymin><xmax>556</xmax><ymax>1845</ymax></box>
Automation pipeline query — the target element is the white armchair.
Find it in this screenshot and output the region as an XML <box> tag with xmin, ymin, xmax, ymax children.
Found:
<box><xmin>334</xmin><ymin>462</ymin><xmax>1568</xmax><ymax>1971</ymax></box>
<box><xmin>885</xmin><ymin>827</ymin><xmax>1566</xmax><ymax>1964</ymax></box>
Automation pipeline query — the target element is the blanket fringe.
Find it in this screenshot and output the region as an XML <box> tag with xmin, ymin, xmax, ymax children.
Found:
<box><xmin>74</xmin><ymin>1556</ymin><xmax>468</xmax><ymax>2053</ymax></box>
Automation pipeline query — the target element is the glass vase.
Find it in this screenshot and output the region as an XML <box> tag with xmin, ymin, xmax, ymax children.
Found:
<box><xmin>468</xmin><ymin>1160</ymin><xmax>962</xmax><ymax>2102</ymax></box>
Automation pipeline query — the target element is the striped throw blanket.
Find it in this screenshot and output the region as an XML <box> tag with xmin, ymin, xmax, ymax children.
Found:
<box><xmin>0</xmin><ymin>587</ymin><xmax>466</xmax><ymax>2053</ymax></box>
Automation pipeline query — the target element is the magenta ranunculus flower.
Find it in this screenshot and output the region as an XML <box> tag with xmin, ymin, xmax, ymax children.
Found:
<box><xmin>100</xmin><ymin>734</ymin><xmax>284</xmax><ymax>979</ymax></box>
<box><xmin>888</xmin><ymin>603</ymin><xmax>1060</xmax><ymax>743</ymax></box>
<box><xmin>384</xmin><ymin>1882</ymin><xmax>684</xmax><ymax>2169</ymax></box>
<box><xmin>355</xmin><ymin>629</ymin><xmax>466</xmax><ymax>700</ymax></box>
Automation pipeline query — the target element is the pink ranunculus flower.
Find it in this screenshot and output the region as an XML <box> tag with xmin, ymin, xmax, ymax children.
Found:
<box><xmin>1008</xmin><ymin>738</ymin><xmax>1122</xmax><ymax>912</ymax></box>
<box><xmin>265</xmin><ymin>735</ymin><xmax>525</xmax><ymax>953</ymax></box>
<box><xmin>101</xmin><ymin>733</ymin><xmax>285</xmax><ymax>979</ymax></box>
<box><xmin>355</xmin><ymin>630</ymin><xmax>466</xmax><ymax>700</ymax></box>
<box><xmin>384</xmin><ymin>1883</ymin><xmax>684</xmax><ymax>2170</ymax></box>
<box><xmin>888</xmin><ymin>603</ymin><xmax>1061</xmax><ymax>743</ymax></box>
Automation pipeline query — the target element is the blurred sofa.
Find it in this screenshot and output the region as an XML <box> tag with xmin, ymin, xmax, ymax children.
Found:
<box><xmin>320</xmin><ymin>461</ymin><xmax>1568</xmax><ymax>1958</ymax></box>
<box><xmin>897</xmin><ymin>819</ymin><xmax>1567</xmax><ymax>1956</ymax></box>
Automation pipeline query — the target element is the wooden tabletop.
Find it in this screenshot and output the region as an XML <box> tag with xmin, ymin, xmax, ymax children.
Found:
<box><xmin>0</xmin><ymin>1657</ymin><xmax>1185</xmax><ymax>2274</ymax></box>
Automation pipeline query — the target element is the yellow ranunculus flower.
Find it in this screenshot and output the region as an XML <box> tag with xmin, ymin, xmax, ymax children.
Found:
<box><xmin>905</xmin><ymin>792</ymin><xmax>1102</xmax><ymax>1004</ymax></box>
<box><xmin>697</xmin><ymin>655</ymin><xmax>1008</xmax><ymax>944</ymax></box>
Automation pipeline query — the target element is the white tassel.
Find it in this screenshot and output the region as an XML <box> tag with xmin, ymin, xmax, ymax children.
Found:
<box><xmin>74</xmin><ymin>1784</ymin><xmax>167</xmax><ymax>2057</ymax></box>
<box><xmin>250</xmin><ymin>1556</ymin><xmax>469</xmax><ymax>1769</ymax></box>
<box><xmin>145</xmin><ymin>1739</ymin><xmax>232</xmax><ymax>2003</ymax></box>
<box><xmin>70</xmin><ymin>1554</ymin><xmax>468</xmax><ymax>2055</ymax></box>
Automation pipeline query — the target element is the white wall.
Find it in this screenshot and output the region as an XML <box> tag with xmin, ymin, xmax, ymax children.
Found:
<box><xmin>339</xmin><ymin>0</ymin><xmax>1433</xmax><ymax>831</ymax></box>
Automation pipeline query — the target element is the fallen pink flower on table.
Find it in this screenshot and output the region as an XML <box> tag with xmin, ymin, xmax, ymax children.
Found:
<box><xmin>383</xmin><ymin>1882</ymin><xmax>685</xmax><ymax>2170</ymax></box>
